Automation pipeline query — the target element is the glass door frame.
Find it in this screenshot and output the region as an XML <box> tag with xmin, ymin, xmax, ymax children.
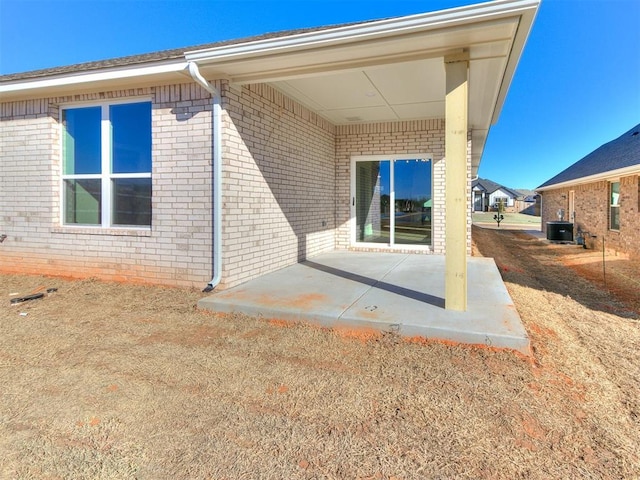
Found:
<box><xmin>350</xmin><ymin>154</ymin><xmax>433</xmax><ymax>250</ymax></box>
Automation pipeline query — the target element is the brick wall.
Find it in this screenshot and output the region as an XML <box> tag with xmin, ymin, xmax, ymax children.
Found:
<box><xmin>335</xmin><ymin>120</ymin><xmax>472</xmax><ymax>255</ymax></box>
<box><xmin>1</xmin><ymin>80</ymin><xmax>475</xmax><ymax>288</ymax></box>
<box><xmin>540</xmin><ymin>174</ymin><xmax>640</xmax><ymax>258</ymax></box>
<box><xmin>0</xmin><ymin>84</ymin><xmax>214</xmax><ymax>287</ymax></box>
<box><xmin>218</xmin><ymin>83</ymin><xmax>337</xmax><ymax>288</ymax></box>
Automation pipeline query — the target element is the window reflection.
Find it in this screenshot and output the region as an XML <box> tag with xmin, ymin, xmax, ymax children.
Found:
<box><xmin>393</xmin><ymin>159</ymin><xmax>432</xmax><ymax>245</ymax></box>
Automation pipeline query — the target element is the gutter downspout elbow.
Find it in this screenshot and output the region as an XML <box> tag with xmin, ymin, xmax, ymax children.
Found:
<box><xmin>187</xmin><ymin>62</ymin><xmax>223</xmax><ymax>292</ymax></box>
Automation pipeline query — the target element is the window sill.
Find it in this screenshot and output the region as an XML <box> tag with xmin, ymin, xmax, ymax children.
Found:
<box><xmin>52</xmin><ymin>226</ymin><xmax>152</xmax><ymax>237</ymax></box>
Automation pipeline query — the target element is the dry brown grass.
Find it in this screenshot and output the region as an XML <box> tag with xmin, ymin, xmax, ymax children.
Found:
<box><xmin>1</xmin><ymin>228</ymin><xmax>639</xmax><ymax>479</ymax></box>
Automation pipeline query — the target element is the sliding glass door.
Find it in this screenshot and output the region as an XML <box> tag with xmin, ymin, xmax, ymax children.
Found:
<box><xmin>393</xmin><ymin>158</ymin><xmax>432</xmax><ymax>245</ymax></box>
<box><xmin>354</xmin><ymin>157</ymin><xmax>432</xmax><ymax>246</ymax></box>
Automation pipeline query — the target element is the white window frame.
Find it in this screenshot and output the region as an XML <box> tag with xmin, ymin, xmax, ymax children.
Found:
<box><xmin>568</xmin><ymin>190</ymin><xmax>575</xmax><ymax>222</ymax></box>
<box><xmin>350</xmin><ymin>154</ymin><xmax>433</xmax><ymax>250</ymax></box>
<box><xmin>609</xmin><ymin>180</ymin><xmax>620</xmax><ymax>231</ymax></box>
<box><xmin>493</xmin><ymin>196</ymin><xmax>509</xmax><ymax>208</ymax></box>
<box><xmin>60</xmin><ymin>98</ymin><xmax>152</xmax><ymax>230</ymax></box>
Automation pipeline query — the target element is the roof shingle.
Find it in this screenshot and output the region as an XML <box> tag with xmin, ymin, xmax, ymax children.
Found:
<box><xmin>0</xmin><ymin>21</ymin><xmax>369</xmax><ymax>82</ymax></box>
<box><xmin>537</xmin><ymin>123</ymin><xmax>640</xmax><ymax>189</ymax></box>
<box><xmin>472</xmin><ymin>178</ymin><xmax>519</xmax><ymax>197</ymax></box>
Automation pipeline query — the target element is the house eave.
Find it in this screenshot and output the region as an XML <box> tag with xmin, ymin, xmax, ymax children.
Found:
<box><xmin>0</xmin><ymin>60</ymin><xmax>190</xmax><ymax>102</ymax></box>
<box><xmin>184</xmin><ymin>0</ymin><xmax>538</xmax><ymax>174</ymax></box>
<box><xmin>185</xmin><ymin>0</ymin><xmax>538</xmax><ymax>66</ymax></box>
<box><xmin>185</xmin><ymin>0</ymin><xmax>538</xmax><ymax>120</ymax></box>
<box><xmin>536</xmin><ymin>165</ymin><xmax>640</xmax><ymax>192</ymax></box>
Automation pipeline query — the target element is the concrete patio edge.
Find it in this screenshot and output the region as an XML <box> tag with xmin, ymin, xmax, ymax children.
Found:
<box><xmin>198</xmin><ymin>252</ymin><xmax>530</xmax><ymax>355</ymax></box>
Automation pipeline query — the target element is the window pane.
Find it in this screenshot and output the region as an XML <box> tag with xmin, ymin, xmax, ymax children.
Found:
<box><xmin>112</xmin><ymin>178</ymin><xmax>151</xmax><ymax>226</ymax></box>
<box><xmin>610</xmin><ymin>206</ymin><xmax>620</xmax><ymax>230</ymax></box>
<box><xmin>610</xmin><ymin>182</ymin><xmax>621</xmax><ymax>230</ymax></box>
<box><xmin>63</xmin><ymin>107</ymin><xmax>102</xmax><ymax>175</ymax></box>
<box><xmin>611</xmin><ymin>182</ymin><xmax>620</xmax><ymax>206</ymax></box>
<box><xmin>394</xmin><ymin>159</ymin><xmax>432</xmax><ymax>245</ymax></box>
<box><xmin>356</xmin><ymin>161</ymin><xmax>390</xmax><ymax>243</ymax></box>
<box><xmin>111</xmin><ymin>102</ymin><xmax>152</xmax><ymax>174</ymax></box>
<box><xmin>64</xmin><ymin>179</ymin><xmax>101</xmax><ymax>225</ymax></box>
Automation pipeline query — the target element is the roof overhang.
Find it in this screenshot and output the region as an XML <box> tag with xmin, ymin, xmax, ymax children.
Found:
<box><xmin>0</xmin><ymin>0</ymin><xmax>539</xmax><ymax>174</ymax></box>
<box><xmin>536</xmin><ymin>164</ymin><xmax>640</xmax><ymax>192</ymax></box>
<box><xmin>184</xmin><ymin>0</ymin><xmax>539</xmax><ymax>173</ymax></box>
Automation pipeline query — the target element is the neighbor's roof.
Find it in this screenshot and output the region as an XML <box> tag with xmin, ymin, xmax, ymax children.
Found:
<box><xmin>472</xmin><ymin>178</ymin><xmax>519</xmax><ymax>197</ymax></box>
<box><xmin>514</xmin><ymin>189</ymin><xmax>539</xmax><ymax>201</ymax></box>
<box><xmin>537</xmin><ymin>122</ymin><xmax>640</xmax><ymax>190</ymax></box>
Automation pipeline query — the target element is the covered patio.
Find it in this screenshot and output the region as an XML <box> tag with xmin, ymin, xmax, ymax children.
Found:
<box><xmin>198</xmin><ymin>251</ymin><xmax>530</xmax><ymax>355</ymax></box>
<box><xmin>194</xmin><ymin>0</ymin><xmax>538</xmax><ymax>353</ymax></box>
<box><xmin>188</xmin><ymin>0</ymin><xmax>540</xmax><ymax>310</ymax></box>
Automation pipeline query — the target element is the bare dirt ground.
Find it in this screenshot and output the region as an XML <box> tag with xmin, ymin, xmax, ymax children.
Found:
<box><xmin>1</xmin><ymin>228</ymin><xmax>639</xmax><ymax>479</ymax></box>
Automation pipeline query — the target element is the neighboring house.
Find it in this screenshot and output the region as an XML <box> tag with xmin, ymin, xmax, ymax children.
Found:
<box><xmin>472</xmin><ymin>178</ymin><xmax>520</xmax><ymax>212</ymax></box>
<box><xmin>0</xmin><ymin>0</ymin><xmax>539</xmax><ymax>311</ymax></box>
<box><xmin>537</xmin><ymin>122</ymin><xmax>640</xmax><ymax>258</ymax></box>
<box><xmin>514</xmin><ymin>189</ymin><xmax>541</xmax><ymax>215</ymax></box>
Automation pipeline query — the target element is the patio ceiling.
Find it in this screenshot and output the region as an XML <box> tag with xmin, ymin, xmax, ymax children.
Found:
<box><xmin>186</xmin><ymin>0</ymin><xmax>539</xmax><ymax>171</ymax></box>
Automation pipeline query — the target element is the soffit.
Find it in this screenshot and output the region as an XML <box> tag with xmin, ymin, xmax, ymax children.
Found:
<box><xmin>189</xmin><ymin>14</ymin><xmax>518</xmax><ymax>127</ymax></box>
<box><xmin>188</xmin><ymin>3</ymin><xmax>536</xmax><ymax>171</ymax></box>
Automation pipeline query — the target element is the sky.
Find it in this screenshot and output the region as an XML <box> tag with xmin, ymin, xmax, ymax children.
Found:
<box><xmin>1</xmin><ymin>0</ymin><xmax>639</xmax><ymax>190</ymax></box>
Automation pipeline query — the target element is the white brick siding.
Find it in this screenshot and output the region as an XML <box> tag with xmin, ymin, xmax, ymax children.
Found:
<box><xmin>1</xmin><ymin>81</ymin><xmax>473</xmax><ymax>288</ymax></box>
<box><xmin>218</xmin><ymin>83</ymin><xmax>336</xmax><ymax>288</ymax></box>
<box><xmin>1</xmin><ymin>85</ymin><xmax>214</xmax><ymax>288</ymax></box>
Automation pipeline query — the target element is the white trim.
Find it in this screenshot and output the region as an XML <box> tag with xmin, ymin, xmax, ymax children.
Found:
<box><xmin>568</xmin><ymin>189</ymin><xmax>575</xmax><ymax>223</ymax></box>
<box><xmin>536</xmin><ymin>165</ymin><xmax>640</xmax><ymax>192</ymax></box>
<box><xmin>101</xmin><ymin>105</ymin><xmax>111</xmax><ymax>227</ymax></box>
<box><xmin>53</xmin><ymin>225</ymin><xmax>151</xmax><ymax>235</ymax></box>
<box><xmin>57</xmin><ymin>96</ymin><xmax>153</xmax><ymax>109</ymax></box>
<box><xmin>351</xmin><ymin>154</ymin><xmax>433</xmax><ymax>162</ymax></box>
<box><xmin>110</xmin><ymin>172</ymin><xmax>152</xmax><ymax>179</ymax></box>
<box><xmin>350</xmin><ymin>160</ymin><xmax>356</xmax><ymax>246</ymax></box>
<box><xmin>186</xmin><ymin>0</ymin><xmax>538</xmax><ymax>63</ymax></box>
<box><xmin>0</xmin><ymin>62</ymin><xmax>188</xmax><ymax>96</ymax></box>
<box><xmin>60</xmin><ymin>174</ymin><xmax>101</xmax><ymax>180</ymax></box>
<box><xmin>609</xmin><ymin>180</ymin><xmax>621</xmax><ymax>232</ymax></box>
<box><xmin>60</xmin><ymin>172</ymin><xmax>151</xmax><ymax>179</ymax></box>
<box><xmin>390</xmin><ymin>162</ymin><xmax>396</xmax><ymax>245</ymax></box>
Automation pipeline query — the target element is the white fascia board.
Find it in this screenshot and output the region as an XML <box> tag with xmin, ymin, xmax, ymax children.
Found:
<box><xmin>0</xmin><ymin>61</ymin><xmax>189</xmax><ymax>96</ymax></box>
<box><xmin>186</xmin><ymin>0</ymin><xmax>540</xmax><ymax>64</ymax></box>
<box><xmin>536</xmin><ymin>165</ymin><xmax>640</xmax><ymax>192</ymax></box>
<box><xmin>489</xmin><ymin>1</ymin><xmax>539</xmax><ymax>124</ymax></box>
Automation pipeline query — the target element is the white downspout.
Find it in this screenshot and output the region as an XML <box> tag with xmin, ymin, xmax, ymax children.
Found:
<box><xmin>187</xmin><ymin>62</ymin><xmax>222</xmax><ymax>292</ymax></box>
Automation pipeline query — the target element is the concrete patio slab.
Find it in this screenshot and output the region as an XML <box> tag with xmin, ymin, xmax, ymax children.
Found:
<box><xmin>198</xmin><ymin>252</ymin><xmax>530</xmax><ymax>355</ymax></box>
